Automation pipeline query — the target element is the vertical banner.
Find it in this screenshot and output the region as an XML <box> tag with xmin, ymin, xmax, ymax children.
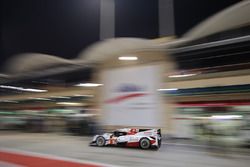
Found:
<box><xmin>101</xmin><ymin>65</ymin><xmax>163</xmax><ymax>127</ymax></box>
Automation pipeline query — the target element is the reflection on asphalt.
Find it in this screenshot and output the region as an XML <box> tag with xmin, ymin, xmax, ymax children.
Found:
<box><xmin>0</xmin><ymin>133</ymin><xmax>249</xmax><ymax>167</ymax></box>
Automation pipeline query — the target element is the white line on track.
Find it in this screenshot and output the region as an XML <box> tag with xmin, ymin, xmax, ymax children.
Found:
<box><xmin>161</xmin><ymin>143</ymin><xmax>250</xmax><ymax>159</ymax></box>
<box><xmin>162</xmin><ymin>142</ymin><xmax>208</xmax><ymax>148</ymax></box>
<box><xmin>0</xmin><ymin>161</ymin><xmax>25</xmax><ymax>167</ymax></box>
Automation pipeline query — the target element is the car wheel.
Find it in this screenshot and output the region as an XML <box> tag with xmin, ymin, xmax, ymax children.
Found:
<box><xmin>139</xmin><ymin>138</ymin><xmax>151</xmax><ymax>149</ymax></box>
<box><xmin>96</xmin><ymin>136</ymin><xmax>106</xmax><ymax>147</ymax></box>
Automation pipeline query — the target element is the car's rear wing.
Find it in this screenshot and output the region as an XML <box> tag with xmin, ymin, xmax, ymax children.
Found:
<box><xmin>157</xmin><ymin>129</ymin><xmax>162</xmax><ymax>137</ymax></box>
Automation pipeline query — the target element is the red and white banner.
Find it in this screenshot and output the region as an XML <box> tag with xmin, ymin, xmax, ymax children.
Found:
<box><xmin>101</xmin><ymin>65</ymin><xmax>163</xmax><ymax>127</ymax></box>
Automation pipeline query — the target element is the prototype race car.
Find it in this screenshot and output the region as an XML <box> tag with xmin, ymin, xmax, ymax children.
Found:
<box><xmin>90</xmin><ymin>128</ymin><xmax>161</xmax><ymax>150</ymax></box>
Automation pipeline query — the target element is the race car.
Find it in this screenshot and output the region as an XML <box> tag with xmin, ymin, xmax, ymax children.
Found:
<box><xmin>90</xmin><ymin>128</ymin><xmax>161</xmax><ymax>150</ymax></box>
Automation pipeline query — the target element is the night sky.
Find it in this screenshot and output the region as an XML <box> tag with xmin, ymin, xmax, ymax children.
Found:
<box><xmin>173</xmin><ymin>0</ymin><xmax>241</xmax><ymax>36</ymax></box>
<box><xmin>0</xmin><ymin>0</ymin><xmax>100</xmax><ymax>70</ymax></box>
<box><xmin>0</xmin><ymin>0</ymin><xmax>241</xmax><ymax>71</ymax></box>
<box><xmin>115</xmin><ymin>0</ymin><xmax>158</xmax><ymax>38</ymax></box>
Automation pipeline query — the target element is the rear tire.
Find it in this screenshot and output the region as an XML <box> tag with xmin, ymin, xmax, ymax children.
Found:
<box><xmin>96</xmin><ymin>136</ymin><xmax>106</xmax><ymax>147</ymax></box>
<box><xmin>139</xmin><ymin>138</ymin><xmax>151</xmax><ymax>149</ymax></box>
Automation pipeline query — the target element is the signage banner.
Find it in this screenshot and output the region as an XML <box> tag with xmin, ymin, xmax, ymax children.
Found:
<box><xmin>101</xmin><ymin>65</ymin><xmax>163</xmax><ymax>127</ymax></box>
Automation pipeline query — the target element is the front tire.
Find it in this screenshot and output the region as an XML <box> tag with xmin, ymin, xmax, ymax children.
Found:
<box><xmin>96</xmin><ymin>136</ymin><xmax>106</xmax><ymax>147</ymax></box>
<box><xmin>139</xmin><ymin>138</ymin><xmax>151</xmax><ymax>149</ymax></box>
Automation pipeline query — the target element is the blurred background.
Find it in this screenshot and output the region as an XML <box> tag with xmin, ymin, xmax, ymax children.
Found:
<box><xmin>0</xmin><ymin>0</ymin><xmax>250</xmax><ymax>167</ymax></box>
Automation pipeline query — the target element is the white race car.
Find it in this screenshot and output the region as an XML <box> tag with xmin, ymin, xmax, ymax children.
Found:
<box><xmin>90</xmin><ymin>128</ymin><xmax>162</xmax><ymax>150</ymax></box>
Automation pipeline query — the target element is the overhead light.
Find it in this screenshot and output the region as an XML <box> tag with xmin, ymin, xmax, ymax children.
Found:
<box><xmin>157</xmin><ymin>88</ymin><xmax>178</xmax><ymax>91</ymax></box>
<box><xmin>0</xmin><ymin>85</ymin><xmax>47</xmax><ymax>92</ymax></box>
<box><xmin>74</xmin><ymin>94</ymin><xmax>94</xmax><ymax>97</ymax></box>
<box><xmin>50</xmin><ymin>96</ymin><xmax>70</xmax><ymax>99</ymax></box>
<box><xmin>70</xmin><ymin>114</ymin><xmax>97</xmax><ymax>117</ymax></box>
<box><xmin>211</xmin><ymin>115</ymin><xmax>242</xmax><ymax>119</ymax></box>
<box><xmin>0</xmin><ymin>100</ymin><xmax>18</xmax><ymax>103</ymax></box>
<box><xmin>168</xmin><ymin>73</ymin><xmax>196</xmax><ymax>78</ymax></box>
<box><xmin>0</xmin><ymin>74</ymin><xmax>9</xmax><ymax>78</ymax></box>
<box><xmin>57</xmin><ymin>102</ymin><xmax>83</xmax><ymax>106</ymax></box>
<box><xmin>75</xmin><ymin>83</ymin><xmax>103</xmax><ymax>87</ymax></box>
<box><xmin>28</xmin><ymin>97</ymin><xmax>50</xmax><ymax>101</ymax></box>
<box><xmin>118</xmin><ymin>56</ymin><xmax>138</xmax><ymax>61</ymax></box>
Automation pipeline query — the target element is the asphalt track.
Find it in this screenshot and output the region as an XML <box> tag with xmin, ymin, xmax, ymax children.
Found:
<box><xmin>0</xmin><ymin>132</ymin><xmax>249</xmax><ymax>167</ymax></box>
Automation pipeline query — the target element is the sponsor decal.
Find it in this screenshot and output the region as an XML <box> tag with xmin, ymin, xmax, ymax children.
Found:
<box><xmin>115</xmin><ymin>84</ymin><xmax>145</xmax><ymax>92</ymax></box>
<box><xmin>144</xmin><ymin>132</ymin><xmax>153</xmax><ymax>136</ymax></box>
<box><xmin>105</xmin><ymin>84</ymin><xmax>148</xmax><ymax>104</ymax></box>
